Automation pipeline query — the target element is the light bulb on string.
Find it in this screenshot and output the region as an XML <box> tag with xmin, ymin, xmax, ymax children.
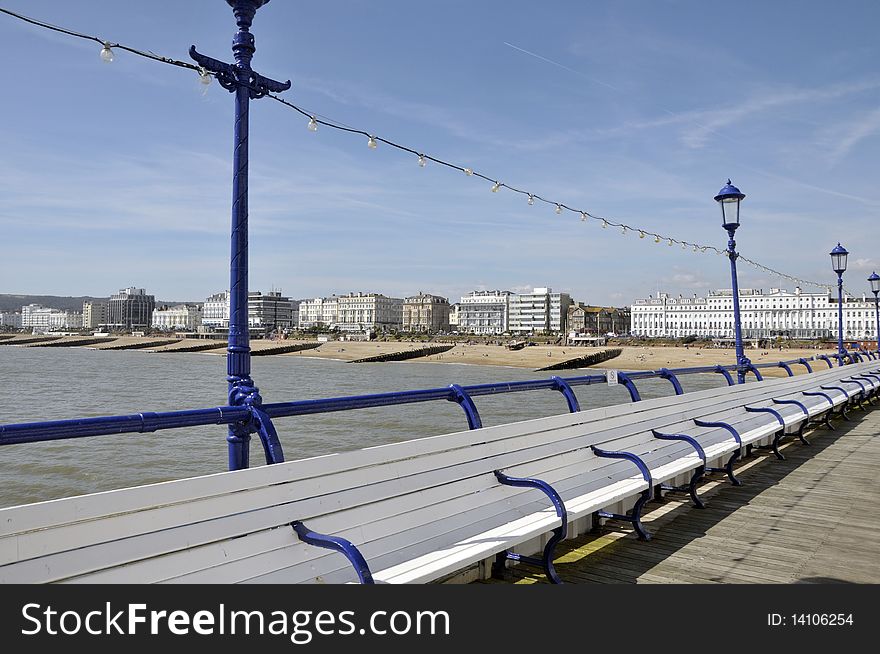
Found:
<box><xmin>417</xmin><ymin>154</ymin><xmax>427</xmax><ymax>167</ymax></box>
<box><xmin>367</xmin><ymin>136</ymin><xmax>377</xmax><ymax>149</ymax></box>
<box><xmin>527</xmin><ymin>194</ymin><xmax>534</xmax><ymax>206</ymax></box>
<box><xmin>681</xmin><ymin>242</ymin><xmax>687</xmax><ymax>250</ymax></box>
<box><xmin>198</xmin><ymin>67</ymin><xmax>212</xmax><ymax>91</ymax></box>
<box><xmin>580</xmin><ymin>212</ymin><xmax>587</xmax><ymax>222</ymax></box>
<box><xmin>601</xmin><ymin>220</ymin><xmax>608</xmax><ymax>229</ymax></box>
<box><xmin>639</xmin><ymin>231</ymin><xmax>645</xmax><ymax>239</ymax></box>
<box><xmin>100</xmin><ymin>42</ymin><xmax>114</xmax><ymax>63</ymax></box>
<box><xmin>621</xmin><ymin>226</ymin><xmax>627</xmax><ymax>235</ymax></box>
<box><xmin>555</xmin><ymin>204</ymin><xmax>562</xmax><ymax>214</ymax></box>
<box><xmin>654</xmin><ymin>235</ymin><xmax>661</xmax><ymax>243</ymax></box>
<box><xmin>667</xmin><ymin>239</ymin><xmax>673</xmax><ymax>246</ymax></box>
<box><xmin>464</xmin><ymin>168</ymin><xmax>473</xmax><ymax>176</ymax></box>
<box><xmin>491</xmin><ymin>182</ymin><xmax>501</xmax><ymax>192</ymax></box>
<box><xmin>307</xmin><ymin>117</ymin><xmax>318</xmax><ymax>132</ymax></box>
<box><xmin>693</xmin><ymin>245</ymin><xmax>698</xmax><ymax>253</ymax></box>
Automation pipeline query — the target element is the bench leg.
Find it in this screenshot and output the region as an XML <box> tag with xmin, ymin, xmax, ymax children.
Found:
<box><xmin>659</xmin><ymin>466</ymin><xmax>705</xmax><ymax>509</ymax></box>
<box><xmin>706</xmin><ymin>449</ymin><xmax>742</xmax><ymax>486</ymax></box>
<box><xmin>796</xmin><ymin>420</ymin><xmax>811</xmax><ymax>446</ymax></box>
<box><xmin>595</xmin><ymin>489</ymin><xmax>652</xmax><ymax>541</ymax></box>
<box><xmin>493</xmin><ymin>526</ymin><xmax>565</xmax><ymax>584</ymax></box>
<box><xmin>771</xmin><ymin>431</ymin><xmax>785</xmax><ymax>461</ymax></box>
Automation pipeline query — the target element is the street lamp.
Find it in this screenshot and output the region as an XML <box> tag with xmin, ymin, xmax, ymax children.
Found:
<box><xmin>869</xmin><ymin>271</ymin><xmax>880</xmax><ymax>356</ymax></box>
<box><xmin>190</xmin><ymin>1</ymin><xmax>291</xmax><ymax>471</ymax></box>
<box><xmin>830</xmin><ymin>243</ymin><xmax>848</xmax><ymax>365</ymax></box>
<box><xmin>714</xmin><ymin>180</ymin><xmax>750</xmax><ymax>384</ymax></box>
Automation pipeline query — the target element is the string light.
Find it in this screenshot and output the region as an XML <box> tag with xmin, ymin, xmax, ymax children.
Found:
<box><xmin>621</xmin><ymin>226</ymin><xmax>627</xmax><ymax>235</ymax></box>
<box><xmin>668</xmin><ymin>239</ymin><xmax>674</xmax><ymax>246</ymax></box>
<box><xmin>100</xmin><ymin>42</ymin><xmax>113</xmax><ymax>63</ymax></box>
<box><xmin>0</xmin><ymin>5</ymin><xmax>840</xmax><ymax>294</ymax></box>
<box><xmin>555</xmin><ymin>204</ymin><xmax>563</xmax><ymax>214</ymax></box>
<box><xmin>418</xmin><ymin>154</ymin><xmax>427</xmax><ymax>167</ymax></box>
<box><xmin>491</xmin><ymin>181</ymin><xmax>501</xmax><ymax>192</ymax></box>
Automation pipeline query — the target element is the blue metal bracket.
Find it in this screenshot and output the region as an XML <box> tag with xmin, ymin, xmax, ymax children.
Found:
<box><xmin>777</xmin><ymin>362</ymin><xmax>794</xmax><ymax>377</ymax></box>
<box><xmin>651</xmin><ymin>429</ymin><xmax>706</xmax><ymax>465</ymax></box>
<box><xmin>616</xmin><ymin>372</ymin><xmax>641</xmax><ymax>402</ymax></box>
<box><xmin>693</xmin><ymin>418</ymin><xmax>742</xmax><ymax>446</ymax></box>
<box><xmin>448</xmin><ymin>384</ymin><xmax>483</xmax><ymax>430</ymax></box>
<box><xmin>744</xmin><ymin>406</ymin><xmax>786</xmax><ymax>460</ymax></box>
<box><xmin>746</xmin><ymin>364</ymin><xmax>764</xmax><ymax>381</ymax></box>
<box><xmin>816</xmin><ymin>355</ymin><xmax>834</xmax><ymax>369</ymax></box>
<box><xmin>798</xmin><ymin>358</ymin><xmax>813</xmax><ymax>373</ymax></box>
<box><xmin>591</xmin><ymin>445</ymin><xmax>653</xmax><ymax>488</ymax></box>
<box><xmin>658</xmin><ymin>368</ymin><xmax>684</xmax><ymax>395</ymax></box>
<box><xmin>772</xmin><ymin>398</ymin><xmax>809</xmax><ymax>417</ymax></box>
<box><xmin>550</xmin><ymin>376</ymin><xmax>580</xmax><ymax>413</ymax></box>
<box><xmin>290</xmin><ymin>521</ymin><xmax>374</xmax><ymax>584</ymax></box>
<box><xmin>651</xmin><ymin>430</ymin><xmax>706</xmax><ymax>508</ymax></box>
<box><xmin>820</xmin><ymin>384</ymin><xmax>851</xmax><ymax>398</ymax></box>
<box><xmin>493</xmin><ymin>471</ymin><xmax>567</xmax><ymax>584</ymax></box>
<box><xmin>714</xmin><ymin>365</ymin><xmax>735</xmax><ymax>386</ymax></box>
<box><xmin>249</xmin><ymin>404</ymin><xmax>285</xmax><ymax>465</ymax></box>
<box><xmin>802</xmin><ymin>390</ymin><xmax>834</xmax><ymax>406</ymax></box>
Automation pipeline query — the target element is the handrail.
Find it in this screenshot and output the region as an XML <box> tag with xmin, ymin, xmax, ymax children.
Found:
<box><xmin>0</xmin><ymin>353</ymin><xmax>854</xmax><ymax>469</ymax></box>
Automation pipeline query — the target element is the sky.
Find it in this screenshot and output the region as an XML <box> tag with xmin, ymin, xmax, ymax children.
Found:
<box><xmin>1</xmin><ymin>0</ymin><xmax>878</xmax><ymax>306</ymax></box>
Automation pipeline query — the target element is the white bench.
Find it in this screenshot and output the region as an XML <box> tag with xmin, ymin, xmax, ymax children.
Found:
<box><xmin>0</xmin><ymin>361</ymin><xmax>876</xmax><ymax>585</ymax></box>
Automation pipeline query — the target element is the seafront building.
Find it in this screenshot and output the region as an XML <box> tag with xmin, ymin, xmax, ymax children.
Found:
<box><xmin>152</xmin><ymin>304</ymin><xmax>203</xmax><ymax>331</ymax></box>
<box><xmin>202</xmin><ymin>291</ymin><xmax>230</xmax><ymax>330</ymax></box>
<box><xmin>20</xmin><ymin>304</ymin><xmax>83</xmax><ymax>331</ymax></box>
<box><xmin>298</xmin><ymin>296</ymin><xmax>339</xmax><ymax>330</ymax></box>
<box><xmin>631</xmin><ymin>287</ymin><xmax>880</xmax><ymax>340</ymax></box>
<box><xmin>107</xmin><ymin>287</ymin><xmax>155</xmax><ymax>331</ymax></box>
<box><xmin>402</xmin><ymin>293</ymin><xmax>450</xmax><ymax>333</ymax></box>
<box><xmin>336</xmin><ymin>292</ymin><xmax>403</xmax><ymax>332</ymax></box>
<box><xmin>247</xmin><ymin>291</ymin><xmax>297</xmax><ymax>332</ymax></box>
<box><xmin>448</xmin><ymin>303</ymin><xmax>460</xmax><ymax>329</ymax></box>
<box><xmin>568</xmin><ymin>304</ymin><xmax>631</xmax><ymax>336</ymax></box>
<box><xmin>0</xmin><ymin>312</ymin><xmax>22</xmax><ymax>329</ymax></box>
<box><xmin>82</xmin><ymin>301</ymin><xmax>108</xmax><ymax>329</ymax></box>
<box><xmin>507</xmin><ymin>288</ymin><xmax>572</xmax><ymax>334</ymax></box>
<box><xmin>457</xmin><ymin>291</ymin><xmax>511</xmax><ymax>335</ymax></box>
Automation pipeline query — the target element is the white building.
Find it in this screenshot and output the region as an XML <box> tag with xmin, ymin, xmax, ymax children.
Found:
<box><xmin>21</xmin><ymin>304</ymin><xmax>82</xmax><ymax>331</ymax></box>
<box><xmin>202</xmin><ymin>291</ymin><xmax>230</xmax><ymax>330</ymax></box>
<box><xmin>298</xmin><ymin>296</ymin><xmax>339</xmax><ymax>330</ymax></box>
<box><xmin>336</xmin><ymin>292</ymin><xmax>402</xmax><ymax>332</ymax></box>
<box><xmin>507</xmin><ymin>287</ymin><xmax>572</xmax><ymax>334</ymax></box>
<box><xmin>458</xmin><ymin>291</ymin><xmax>511</xmax><ymax>335</ymax></box>
<box><xmin>152</xmin><ymin>304</ymin><xmax>202</xmax><ymax>331</ymax></box>
<box><xmin>448</xmin><ymin>303</ymin><xmax>460</xmax><ymax>329</ymax></box>
<box><xmin>0</xmin><ymin>312</ymin><xmax>22</xmax><ymax>329</ymax></box>
<box><xmin>631</xmin><ymin>287</ymin><xmax>879</xmax><ymax>341</ymax></box>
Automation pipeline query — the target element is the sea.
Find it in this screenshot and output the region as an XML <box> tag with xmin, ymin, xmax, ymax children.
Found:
<box><xmin>0</xmin><ymin>346</ymin><xmax>725</xmax><ymax>509</ymax></box>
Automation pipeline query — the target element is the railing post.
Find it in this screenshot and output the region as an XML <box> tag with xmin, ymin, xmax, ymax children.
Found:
<box><xmin>448</xmin><ymin>384</ymin><xmax>483</xmax><ymax>430</ymax></box>
<box><xmin>190</xmin><ymin>0</ymin><xmax>291</xmax><ymax>470</ymax></box>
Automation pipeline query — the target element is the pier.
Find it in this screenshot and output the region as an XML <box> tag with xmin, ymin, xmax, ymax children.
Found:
<box><xmin>482</xmin><ymin>405</ymin><xmax>880</xmax><ymax>584</ymax></box>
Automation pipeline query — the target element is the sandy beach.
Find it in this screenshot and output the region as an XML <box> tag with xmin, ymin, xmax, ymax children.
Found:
<box><xmin>1</xmin><ymin>334</ymin><xmax>838</xmax><ymax>376</ymax></box>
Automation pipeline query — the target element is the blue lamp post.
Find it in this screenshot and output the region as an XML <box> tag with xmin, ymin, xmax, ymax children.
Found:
<box><xmin>830</xmin><ymin>243</ymin><xmax>849</xmax><ymax>366</ymax></box>
<box><xmin>869</xmin><ymin>272</ymin><xmax>880</xmax><ymax>356</ymax></box>
<box><xmin>714</xmin><ymin>180</ymin><xmax>750</xmax><ymax>384</ymax></box>
<box><xmin>190</xmin><ymin>1</ymin><xmax>291</xmax><ymax>471</ymax></box>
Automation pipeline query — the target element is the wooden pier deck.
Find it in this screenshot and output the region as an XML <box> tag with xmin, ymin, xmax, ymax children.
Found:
<box><xmin>483</xmin><ymin>405</ymin><xmax>880</xmax><ymax>584</ymax></box>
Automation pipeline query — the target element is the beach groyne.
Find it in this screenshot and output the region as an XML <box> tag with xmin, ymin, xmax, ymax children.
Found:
<box><xmin>30</xmin><ymin>337</ymin><xmax>119</xmax><ymax>348</ymax></box>
<box><xmin>535</xmin><ymin>348</ymin><xmax>622</xmax><ymax>371</ymax></box>
<box><xmin>251</xmin><ymin>342</ymin><xmax>322</xmax><ymax>356</ymax></box>
<box><xmin>349</xmin><ymin>344</ymin><xmax>454</xmax><ymax>363</ymax></box>
<box><xmin>97</xmin><ymin>338</ymin><xmax>182</xmax><ymax>351</ymax></box>
<box><xmin>0</xmin><ymin>336</ymin><xmax>63</xmax><ymax>346</ymax></box>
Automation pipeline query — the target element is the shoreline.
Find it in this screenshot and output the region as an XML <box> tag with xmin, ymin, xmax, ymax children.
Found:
<box><xmin>1</xmin><ymin>334</ymin><xmax>838</xmax><ymax>375</ymax></box>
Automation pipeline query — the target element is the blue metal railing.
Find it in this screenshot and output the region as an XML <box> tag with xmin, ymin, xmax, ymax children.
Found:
<box><xmin>0</xmin><ymin>353</ymin><xmax>869</xmax><ymax>469</ymax></box>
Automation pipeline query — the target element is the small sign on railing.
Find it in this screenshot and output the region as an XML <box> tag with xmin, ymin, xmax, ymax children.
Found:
<box><xmin>606</xmin><ymin>369</ymin><xmax>618</xmax><ymax>385</ymax></box>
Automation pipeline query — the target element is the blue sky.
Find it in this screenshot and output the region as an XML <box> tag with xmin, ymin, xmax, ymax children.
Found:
<box><xmin>1</xmin><ymin>0</ymin><xmax>878</xmax><ymax>306</ymax></box>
